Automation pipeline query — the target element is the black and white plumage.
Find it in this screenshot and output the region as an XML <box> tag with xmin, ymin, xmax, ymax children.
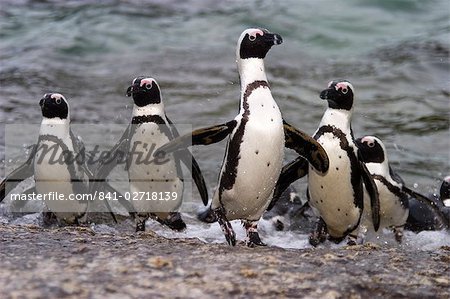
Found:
<box><xmin>272</xmin><ymin>80</ymin><xmax>380</xmax><ymax>246</ymax></box>
<box><xmin>355</xmin><ymin>136</ymin><xmax>409</xmax><ymax>242</ymax></box>
<box><xmin>406</xmin><ymin>176</ymin><xmax>450</xmax><ymax>231</ymax></box>
<box><xmin>94</xmin><ymin>77</ymin><xmax>208</xmax><ymax>232</ymax></box>
<box><xmin>0</xmin><ymin>93</ymin><xmax>103</xmax><ymax>224</ymax></box>
<box><xmin>157</xmin><ymin>28</ymin><xmax>329</xmax><ymax>247</ymax></box>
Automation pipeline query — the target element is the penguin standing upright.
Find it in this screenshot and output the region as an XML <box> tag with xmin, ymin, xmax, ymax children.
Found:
<box><xmin>0</xmin><ymin>93</ymin><xmax>104</xmax><ymax>224</ymax></box>
<box><xmin>94</xmin><ymin>77</ymin><xmax>208</xmax><ymax>232</ymax></box>
<box><xmin>271</xmin><ymin>80</ymin><xmax>380</xmax><ymax>245</ymax></box>
<box><xmin>157</xmin><ymin>28</ymin><xmax>329</xmax><ymax>247</ymax></box>
<box><xmin>355</xmin><ymin>136</ymin><xmax>409</xmax><ymax>242</ymax></box>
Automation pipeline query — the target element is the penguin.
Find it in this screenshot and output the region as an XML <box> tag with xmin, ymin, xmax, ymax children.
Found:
<box><xmin>93</xmin><ymin>77</ymin><xmax>209</xmax><ymax>232</ymax></box>
<box><xmin>270</xmin><ymin>80</ymin><xmax>380</xmax><ymax>246</ymax></box>
<box><xmin>0</xmin><ymin>93</ymin><xmax>116</xmax><ymax>225</ymax></box>
<box><xmin>156</xmin><ymin>28</ymin><xmax>329</xmax><ymax>247</ymax></box>
<box><xmin>406</xmin><ymin>176</ymin><xmax>450</xmax><ymax>231</ymax></box>
<box><xmin>355</xmin><ymin>136</ymin><xmax>409</xmax><ymax>242</ymax></box>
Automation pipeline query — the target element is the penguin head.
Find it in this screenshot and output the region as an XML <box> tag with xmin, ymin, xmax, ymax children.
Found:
<box><xmin>237</xmin><ymin>28</ymin><xmax>283</xmax><ymax>60</ymax></box>
<box><xmin>441</xmin><ymin>176</ymin><xmax>450</xmax><ymax>204</ymax></box>
<box><xmin>320</xmin><ymin>80</ymin><xmax>354</xmax><ymax>110</ymax></box>
<box><xmin>126</xmin><ymin>77</ymin><xmax>161</xmax><ymax>107</ymax></box>
<box><xmin>355</xmin><ymin>136</ymin><xmax>386</xmax><ymax>164</ymax></box>
<box><xmin>39</xmin><ymin>93</ymin><xmax>69</xmax><ymax>120</ymax></box>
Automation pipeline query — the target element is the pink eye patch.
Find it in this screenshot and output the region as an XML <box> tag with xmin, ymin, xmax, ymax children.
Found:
<box><xmin>140</xmin><ymin>78</ymin><xmax>153</xmax><ymax>87</ymax></box>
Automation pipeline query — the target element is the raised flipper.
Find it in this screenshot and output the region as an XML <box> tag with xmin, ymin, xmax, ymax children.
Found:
<box><xmin>283</xmin><ymin>120</ymin><xmax>329</xmax><ymax>173</ymax></box>
<box><xmin>0</xmin><ymin>146</ymin><xmax>36</xmax><ymax>202</ymax></box>
<box><xmin>156</xmin><ymin>120</ymin><xmax>237</xmax><ymax>155</ymax></box>
<box><xmin>359</xmin><ymin>161</ymin><xmax>380</xmax><ymax>231</ymax></box>
<box><xmin>268</xmin><ymin>157</ymin><xmax>309</xmax><ymax>211</ymax></box>
<box><xmin>402</xmin><ymin>186</ymin><xmax>449</xmax><ymax>229</ymax></box>
<box><xmin>90</xmin><ymin>125</ymin><xmax>132</xmax><ymax>199</ymax></box>
<box><xmin>166</xmin><ymin>116</ymin><xmax>209</xmax><ymax>206</ymax></box>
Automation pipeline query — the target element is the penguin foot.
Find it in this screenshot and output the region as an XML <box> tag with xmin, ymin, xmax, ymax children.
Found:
<box><xmin>346</xmin><ymin>235</ymin><xmax>358</xmax><ymax>246</ymax></box>
<box><xmin>162</xmin><ymin>212</ymin><xmax>187</xmax><ymax>231</ymax></box>
<box><xmin>245</xmin><ymin>232</ymin><xmax>267</xmax><ymax>247</ymax></box>
<box><xmin>243</xmin><ymin>220</ymin><xmax>266</xmax><ymax>247</ymax></box>
<box><xmin>393</xmin><ymin>226</ymin><xmax>404</xmax><ymax>243</ymax></box>
<box><xmin>309</xmin><ymin>218</ymin><xmax>327</xmax><ymax>247</ymax></box>
<box><xmin>135</xmin><ymin>214</ymin><xmax>148</xmax><ymax>232</ymax></box>
<box><xmin>197</xmin><ymin>208</ymin><xmax>217</xmax><ymax>223</ymax></box>
<box><xmin>214</xmin><ymin>208</ymin><xmax>236</xmax><ymax>246</ymax></box>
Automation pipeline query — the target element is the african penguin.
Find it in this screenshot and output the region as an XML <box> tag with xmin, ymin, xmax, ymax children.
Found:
<box><xmin>94</xmin><ymin>77</ymin><xmax>208</xmax><ymax>232</ymax></box>
<box><xmin>355</xmin><ymin>136</ymin><xmax>409</xmax><ymax>242</ymax></box>
<box><xmin>272</xmin><ymin>80</ymin><xmax>380</xmax><ymax>246</ymax></box>
<box><xmin>0</xmin><ymin>93</ymin><xmax>94</xmax><ymax>225</ymax></box>
<box><xmin>157</xmin><ymin>28</ymin><xmax>329</xmax><ymax>247</ymax></box>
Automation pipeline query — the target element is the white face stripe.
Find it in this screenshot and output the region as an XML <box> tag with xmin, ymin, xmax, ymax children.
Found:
<box><xmin>361</xmin><ymin>135</ymin><xmax>386</xmax><ymax>153</ymax></box>
<box><xmin>247</xmin><ymin>28</ymin><xmax>264</xmax><ymax>38</ymax></box>
<box><xmin>335</xmin><ymin>82</ymin><xmax>354</xmax><ymax>93</ymax></box>
<box><xmin>50</xmin><ymin>93</ymin><xmax>65</xmax><ymax>102</ymax></box>
<box><xmin>139</xmin><ymin>78</ymin><xmax>154</xmax><ymax>87</ymax></box>
<box><xmin>361</xmin><ymin>136</ymin><xmax>376</xmax><ymax>144</ymax></box>
<box><xmin>238</xmin><ymin>28</ymin><xmax>264</xmax><ymax>47</ymax></box>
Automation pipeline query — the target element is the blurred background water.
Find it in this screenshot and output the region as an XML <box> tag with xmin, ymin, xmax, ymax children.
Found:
<box><xmin>0</xmin><ymin>0</ymin><xmax>449</xmax><ymax>240</ymax></box>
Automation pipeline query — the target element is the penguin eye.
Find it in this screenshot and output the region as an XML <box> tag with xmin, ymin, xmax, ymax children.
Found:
<box><xmin>145</xmin><ymin>83</ymin><xmax>152</xmax><ymax>90</ymax></box>
<box><xmin>368</xmin><ymin>142</ymin><xmax>375</xmax><ymax>148</ymax></box>
<box><xmin>249</xmin><ymin>35</ymin><xmax>256</xmax><ymax>41</ymax></box>
<box><xmin>55</xmin><ymin>98</ymin><xmax>62</xmax><ymax>104</ymax></box>
<box><xmin>341</xmin><ymin>88</ymin><xmax>348</xmax><ymax>94</ymax></box>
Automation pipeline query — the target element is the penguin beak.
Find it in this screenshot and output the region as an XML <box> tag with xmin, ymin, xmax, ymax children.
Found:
<box><xmin>264</xmin><ymin>33</ymin><xmax>283</xmax><ymax>46</ymax></box>
<box><xmin>354</xmin><ymin>138</ymin><xmax>363</xmax><ymax>148</ymax></box>
<box><xmin>319</xmin><ymin>88</ymin><xmax>337</xmax><ymax>100</ymax></box>
<box><xmin>126</xmin><ymin>85</ymin><xmax>134</xmax><ymax>97</ymax></box>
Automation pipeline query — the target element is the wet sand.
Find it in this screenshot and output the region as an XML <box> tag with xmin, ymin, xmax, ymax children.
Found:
<box><xmin>0</xmin><ymin>224</ymin><xmax>449</xmax><ymax>299</ymax></box>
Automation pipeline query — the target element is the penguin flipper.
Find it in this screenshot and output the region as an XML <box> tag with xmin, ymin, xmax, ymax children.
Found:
<box><xmin>359</xmin><ymin>161</ymin><xmax>380</xmax><ymax>231</ymax></box>
<box><xmin>156</xmin><ymin>120</ymin><xmax>237</xmax><ymax>155</ymax></box>
<box><xmin>0</xmin><ymin>146</ymin><xmax>36</xmax><ymax>202</ymax></box>
<box><xmin>283</xmin><ymin>121</ymin><xmax>329</xmax><ymax>173</ymax></box>
<box><xmin>93</xmin><ymin>125</ymin><xmax>132</xmax><ymax>186</ymax></box>
<box><xmin>268</xmin><ymin>157</ymin><xmax>309</xmax><ymax>211</ymax></box>
<box><xmin>177</xmin><ymin>150</ymin><xmax>209</xmax><ymax>206</ymax></box>
<box><xmin>402</xmin><ymin>186</ymin><xmax>449</xmax><ymax>229</ymax></box>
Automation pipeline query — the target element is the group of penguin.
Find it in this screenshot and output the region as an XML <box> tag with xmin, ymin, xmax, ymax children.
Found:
<box><xmin>1</xmin><ymin>28</ymin><xmax>449</xmax><ymax>247</ymax></box>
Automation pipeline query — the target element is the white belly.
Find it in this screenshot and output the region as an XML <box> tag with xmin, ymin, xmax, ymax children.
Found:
<box><xmin>34</xmin><ymin>139</ymin><xmax>87</xmax><ymax>220</ymax></box>
<box><xmin>308</xmin><ymin>132</ymin><xmax>361</xmax><ymax>237</ymax></box>
<box><xmin>128</xmin><ymin>123</ymin><xmax>182</xmax><ymax>213</ymax></box>
<box><xmin>213</xmin><ymin>98</ymin><xmax>285</xmax><ymax>221</ymax></box>
<box><xmin>361</xmin><ymin>179</ymin><xmax>408</xmax><ymax>230</ymax></box>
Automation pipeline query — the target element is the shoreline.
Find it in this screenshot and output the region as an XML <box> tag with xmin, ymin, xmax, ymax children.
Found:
<box><xmin>0</xmin><ymin>224</ymin><xmax>449</xmax><ymax>298</ymax></box>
